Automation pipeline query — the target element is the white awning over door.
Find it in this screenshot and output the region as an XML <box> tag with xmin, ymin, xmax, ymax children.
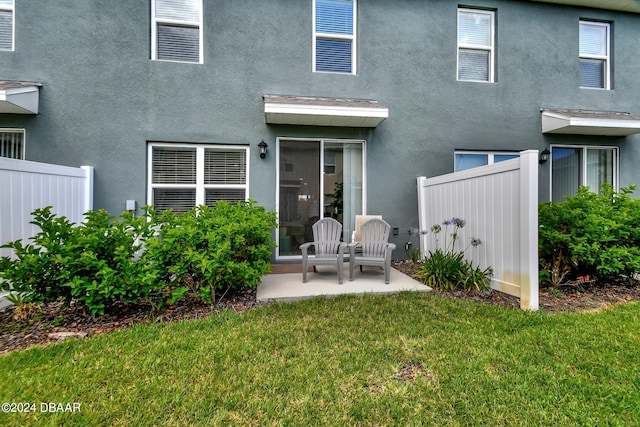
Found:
<box><xmin>264</xmin><ymin>95</ymin><xmax>388</xmax><ymax>128</ymax></box>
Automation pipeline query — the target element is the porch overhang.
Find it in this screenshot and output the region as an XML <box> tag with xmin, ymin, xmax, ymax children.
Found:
<box><xmin>530</xmin><ymin>0</ymin><xmax>640</xmax><ymax>14</ymax></box>
<box><xmin>541</xmin><ymin>109</ymin><xmax>640</xmax><ymax>136</ymax></box>
<box><xmin>0</xmin><ymin>81</ymin><xmax>41</xmax><ymax>114</ymax></box>
<box><xmin>263</xmin><ymin>94</ymin><xmax>388</xmax><ymax>127</ymax></box>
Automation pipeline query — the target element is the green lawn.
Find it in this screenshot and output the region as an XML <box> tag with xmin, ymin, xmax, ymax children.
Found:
<box><xmin>1</xmin><ymin>292</ymin><xmax>639</xmax><ymax>426</ymax></box>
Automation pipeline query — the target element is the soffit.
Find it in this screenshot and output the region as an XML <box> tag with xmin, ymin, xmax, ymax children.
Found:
<box><xmin>530</xmin><ymin>0</ymin><xmax>640</xmax><ymax>13</ymax></box>
<box><xmin>541</xmin><ymin>109</ymin><xmax>640</xmax><ymax>136</ymax></box>
<box><xmin>263</xmin><ymin>95</ymin><xmax>388</xmax><ymax>128</ymax></box>
<box><xmin>0</xmin><ymin>81</ymin><xmax>41</xmax><ymax>114</ymax></box>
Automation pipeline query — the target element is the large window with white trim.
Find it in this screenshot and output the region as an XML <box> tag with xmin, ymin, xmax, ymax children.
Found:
<box><xmin>313</xmin><ymin>0</ymin><xmax>356</xmax><ymax>74</ymax></box>
<box><xmin>457</xmin><ymin>8</ymin><xmax>494</xmax><ymax>82</ymax></box>
<box><xmin>0</xmin><ymin>129</ymin><xmax>24</xmax><ymax>159</ymax></box>
<box><xmin>151</xmin><ymin>0</ymin><xmax>203</xmax><ymax>63</ymax></box>
<box><xmin>0</xmin><ymin>0</ymin><xmax>14</xmax><ymax>51</ymax></box>
<box><xmin>148</xmin><ymin>143</ymin><xmax>248</xmax><ymax>213</ymax></box>
<box><xmin>551</xmin><ymin>145</ymin><xmax>617</xmax><ymax>202</ymax></box>
<box><xmin>579</xmin><ymin>20</ymin><xmax>610</xmax><ymax>89</ymax></box>
<box><xmin>454</xmin><ymin>150</ymin><xmax>518</xmax><ymax>171</ymax></box>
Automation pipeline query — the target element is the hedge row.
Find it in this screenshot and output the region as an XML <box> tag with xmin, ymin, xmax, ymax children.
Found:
<box><xmin>0</xmin><ymin>201</ymin><xmax>277</xmax><ymax>315</ymax></box>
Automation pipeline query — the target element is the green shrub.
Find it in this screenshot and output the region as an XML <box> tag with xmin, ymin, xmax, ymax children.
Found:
<box><xmin>539</xmin><ymin>184</ymin><xmax>640</xmax><ymax>287</ymax></box>
<box><xmin>140</xmin><ymin>201</ymin><xmax>277</xmax><ymax>304</ymax></box>
<box><xmin>0</xmin><ymin>200</ymin><xmax>277</xmax><ymax>315</ymax></box>
<box><xmin>0</xmin><ymin>207</ymin><xmax>76</xmax><ymax>305</ymax></box>
<box><xmin>0</xmin><ymin>207</ymin><xmax>159</xmax><ymax>315</ymax></box>
<box><xmin>415</xmin><ymin>218</ymin><xmax>492</xmax><ymax>292</ymax></box>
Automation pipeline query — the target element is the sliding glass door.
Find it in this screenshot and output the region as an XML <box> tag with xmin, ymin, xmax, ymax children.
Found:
<box><xmin>278</xmin><ymin>139</ymin><xmax>364</xmax><ymax>257</ymax></box>
<box><xmin>551</xmin><ymin>145</ymin><xmax>617</xmax><ymax>202</ymax></box>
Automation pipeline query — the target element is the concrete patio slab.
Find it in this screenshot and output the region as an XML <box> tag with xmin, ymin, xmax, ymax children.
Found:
<box><xmin>257</xmin><ymin>264</ymin><xmax>432</xmax><ymax>303</ymax></box>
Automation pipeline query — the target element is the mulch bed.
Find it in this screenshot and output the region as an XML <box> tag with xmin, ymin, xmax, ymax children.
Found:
<box><xmin>392</xmin><ymin>259</ymin><xmax>640</xmax><ymax>312</ymax></box>
<box><xmin>2</xmin><ymin>261</ymin><xmax>640</xmax><ymax>355</ymax></box>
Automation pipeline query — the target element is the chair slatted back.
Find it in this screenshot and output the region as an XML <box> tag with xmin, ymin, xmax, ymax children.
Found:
<box><xmin>360</xmin><ymin>219</ymin><xmax>391</xmax><ymax>258</ymax></box>
<box><xmin>313</xmin><ymin>217</ymin><xmax>343</xmax><ymax>258</ymax></box>
<box><xmin>353</xmin><ymin>215</ymin><xmax>383</xmax><ymax>243</ymax></box>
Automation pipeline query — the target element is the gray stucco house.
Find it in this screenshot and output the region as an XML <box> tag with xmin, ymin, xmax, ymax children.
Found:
<box><xmin>1</xmin><ymin>0</ymin><xmax>640</xmax><ymax>261</ymax></box>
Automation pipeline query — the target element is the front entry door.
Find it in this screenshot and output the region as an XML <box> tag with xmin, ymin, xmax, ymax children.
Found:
<box><xmin>277</xmin><ymin>139</ymin><xmax>364</xmax><ymax>258</ymax></box>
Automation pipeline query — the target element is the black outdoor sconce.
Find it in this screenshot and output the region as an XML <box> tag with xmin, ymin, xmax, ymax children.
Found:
<box><xmin>539</xmin><ymin>148</ymin><xmax>551</xmax><ymax>165</ymax></box>
<box><xmin>258</xmin><ymin>140</ymin><xmax>268</xmax><ymax>159</ymax></box>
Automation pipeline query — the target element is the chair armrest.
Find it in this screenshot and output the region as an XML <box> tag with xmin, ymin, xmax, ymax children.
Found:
<box><xmin>346</xmin><ymin>241</ymin><xmax>359</xmax><ymax>256</ymax></box>
<box><xmin>387</xmin><ymin>243</ymin><xmax>396</xmax><ymax>251</ymax></box>
<box><xmin>339</xmin><ymin>242</ymin><xmax>349</xmax><ymax>255</ymax></box>
<box><xmin>300</xmin><ymin>242</ymin><xmax>314</xmax><ymax>255</ymax></box>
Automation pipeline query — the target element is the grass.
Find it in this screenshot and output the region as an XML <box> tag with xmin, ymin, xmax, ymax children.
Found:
<box><xmin>0</xmin><ymin>292</ymin><xmax>639</xmax><ymax>426</ymax></box>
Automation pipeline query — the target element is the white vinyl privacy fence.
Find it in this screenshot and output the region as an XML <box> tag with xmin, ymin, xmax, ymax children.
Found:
<box><xmin>417</xmin><ymin>150</ymin><xmax>539</xmax><ymax>310</ymax></box>
<box><xmin>0</xmin><ymin>158</ymin><xmax>94</xmax><ymax>259</ymax></box>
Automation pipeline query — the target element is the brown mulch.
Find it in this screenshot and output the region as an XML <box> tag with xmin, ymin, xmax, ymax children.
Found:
<box><xmin>2</xmin><ymin>261</ymin><xmax>640</xmax><ymax>355</ymax></box>
<box><xmin>0</xmin><ymin>288</ymin><xmax>265</xmax><ymax>355</ymax></box>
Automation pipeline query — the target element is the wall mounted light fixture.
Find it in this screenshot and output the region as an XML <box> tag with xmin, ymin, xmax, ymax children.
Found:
<box><xmin>539</xmin><ymin>148</ymin><xmax>551</xmax><ymax>165</ymax></box>
<box><xmin>258</xmin><ymin>140</ymin><xmax>268</xmax><ymax>159</ymax></box>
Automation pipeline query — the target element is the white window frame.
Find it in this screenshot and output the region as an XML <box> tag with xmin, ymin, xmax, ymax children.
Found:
<box><xmin>151</xmin><ymin>0</ymin><xmax>203</xmax><ymax>64</ymax></box>
<box><xmin>0</xmin><ymin>128</ymin><xmax>25</xmax><ymax>159</ymax></box>
<box><xmin>457</xmin><ymin>8</ymin><xmax>495</xmax><ymax>83</ymax></box>
<box><xmin>0</xmin><ymin>0</ymin><xmax>15</xmax><ymax>51</ymax></box>
<box><xmin>454</xmin><ymin>150</ymin><xmax>519</xmax><ymax>171</ymax></box>
<box><xmin>579</xmin><ymin>20</ymin><xmax>610</xmax><ymax>90</ymax></box>
<box><xmin>550</xmin><ymin>144</ymin><xmax>619</xmax><ymax>202</ymax></box>
<box><xmin>312</xmin><ymin>0</ymin><xmax>357</xmax><ymax>74</ymax></box>
<box><xmin>147</xmin><ymin>143</ymin><xmax>249</xmax><ymax>212</ymax></box>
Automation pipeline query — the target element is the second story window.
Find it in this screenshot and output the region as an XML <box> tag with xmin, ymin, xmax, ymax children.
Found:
<box><xmin>313</xmin><ymin>0</ymin><xmax>356</xmax><ymax>74</ymax></box>
<box><xmin>579</xmin><ymin>20</ymin><xmax>610</xmax><ymax>89</ymax></box>
<box><xmin>0</xmin><ymin>0</ymin><xmax>14</xmax><ymax>51</ymax></box>
<box><xmin>152</xmin><ymin>0</ymin><xmax>202</xmax><ymax>63</ymax></box>
<box><xmin>457</xmin><ymin>8</ymin><xmax>495</xmax><ymax>82</ymax></box>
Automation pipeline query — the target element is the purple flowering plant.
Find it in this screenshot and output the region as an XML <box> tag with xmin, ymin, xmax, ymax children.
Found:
<box><xmin>431</xmin><ymin>217</ymin><xmax>479</xmax><ymax>253</ymax></box>
<box><xmin>417</xmin><ymin>217</ymin><xmax>492</xmax><ymax>291</ymax></box>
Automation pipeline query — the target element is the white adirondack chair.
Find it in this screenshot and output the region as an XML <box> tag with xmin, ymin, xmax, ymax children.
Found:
<box><xmin>300</xmin><ymin>217</ymin><xmax>347</xmax><ymax>284</ymax></box>
<box><xmin>348</xmin><ymin>219</ymin><xmax>396</xmax><ymax>284</ymax></box>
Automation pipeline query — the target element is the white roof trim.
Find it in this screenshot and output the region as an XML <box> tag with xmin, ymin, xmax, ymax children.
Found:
<box><xmin>264</xmin><ymin>95</ymin><xmax>388</xmax><ymax>127</ymax></box>
<box><xmin>541</xmin><ymin>109</ymin><xmax>640</xmax><ymax>136</ymax></box>
<box><xmin>0</xmin><ymin>81</ymin><xmax>41</xmax><ymax>114</ymax></box>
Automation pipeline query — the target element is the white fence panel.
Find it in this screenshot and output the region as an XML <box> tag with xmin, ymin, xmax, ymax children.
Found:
<box><xmin>0</xmin><ymin>158</ymin><xmax>94</xmax><ymax>259</ymax></box>
<box><xmin>417</xmin><ymin>150</ymin><xmax>538</xmax><ymax>310</ymax></box>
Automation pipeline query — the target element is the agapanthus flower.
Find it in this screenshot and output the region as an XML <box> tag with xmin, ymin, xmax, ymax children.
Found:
<box><xmin>470</xmin><ymin>237</ymin><xmax>482</xmax><ymax>247</ymax></box>
<box><xmin>452</xmin><ymin>217</ymin><xmax>466</xmax><ymax>228</ymax></box>
<box><xmin>431</xmin><ymin>224</ymin><xmax>442</xmax><ymax>233</ymax></box>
